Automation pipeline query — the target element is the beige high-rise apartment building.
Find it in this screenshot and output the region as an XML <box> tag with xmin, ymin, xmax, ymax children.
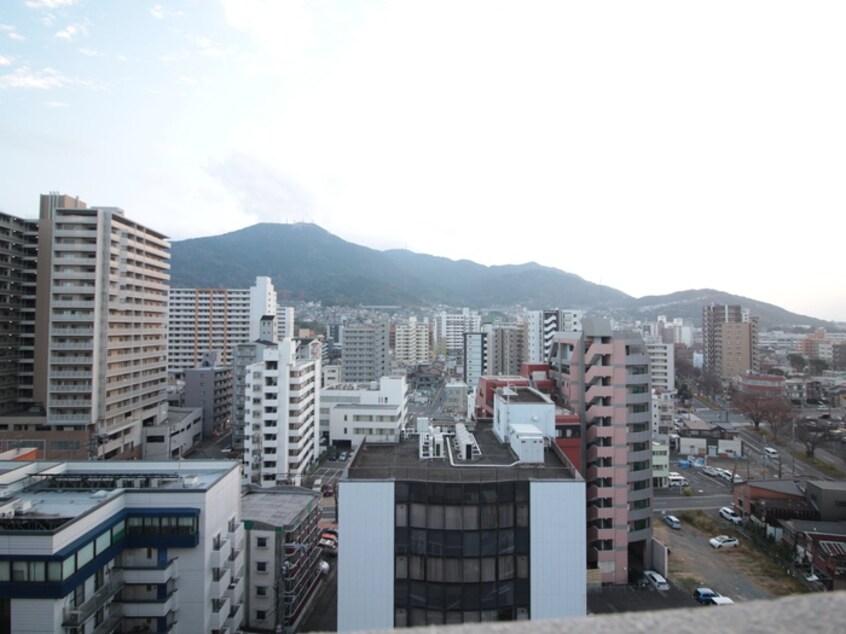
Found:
<box><xmin>0</xmin><ymin>193</ymin><xmax>170</xmax><ymax>460</ymax></box>
<box><xmin>702</xmin><ymin>304</ymin><xmax>759</xmax><ymax>380</ymax></box>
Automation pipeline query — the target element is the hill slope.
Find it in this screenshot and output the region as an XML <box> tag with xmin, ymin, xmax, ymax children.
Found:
<box><xmin>169</xmin><ymin>222</ymin><xmax>834</xmax><ymax>329</ymax></box>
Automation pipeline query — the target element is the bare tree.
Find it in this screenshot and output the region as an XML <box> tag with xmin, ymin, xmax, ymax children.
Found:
<box><xmin>794</xmin><ymin>418</ymin><xmax>834</xmax><ymax>458</ymax></box>
<box><xmin>700</xmin><ymin>371</ymin><xmax>723</xmax><ymax>400</ymax></box>
<box><xmin>761</xmin><ymin>397</ymin><xmax>794</xmax><ymax>444</ymax></box>
<box><xmin>732</xmin><ymin>391</ymin><xmax>769</xmax><ymax>431</ymax></box>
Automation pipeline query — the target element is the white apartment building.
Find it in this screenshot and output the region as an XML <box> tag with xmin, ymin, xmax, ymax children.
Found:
<box><xmin>651</xmin><ymin>390</ymin><xmax>675</xmax><ymax>437</ymax></box>
<box><xmin>645</xmin><ymin>342</ymin><xmax>675</xmax><ymax>393</ymax></box>
<box><xmin>463</xmin><ymin>332</ymin><xmax>487</xmax><ymax>393</ymax></box>
<box><xmin>276</xmin><ymin>305</ymin><xmax>294</xmax><ymax>340</ymax></box>
<box><xmin>394</xmin><ymin>317</ymin><xmax>431</xmax><ymax>366</ymax></box>
<box><xmin>524</xmin><ymin>309</ymin><xmax>584</xmax><ymax>364</ymax></box>
<box><xmin>435</xmin><ymin>309</ymin><xmax>481</xmax><ymax>353</ymax></box>
<box><xmin>167</xmin><ymin>276</ymin><xmax>281</xmax><ymax>372</ymax></box>
<box><xmin>320</xmin><ymin>376</ymin><xmax>408</xmax><ymax>444</ymax></box>
<box><xmin>0</xmin><ymin>460</ymin><xmax>245</xmax><ymax>633</ymax></box>
<box><xmin>243</xmin><ymin>338</ymin><xmax>321</xmax><ymax>487</ymax></box>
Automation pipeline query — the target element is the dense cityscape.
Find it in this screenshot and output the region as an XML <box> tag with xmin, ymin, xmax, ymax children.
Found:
<box><xmin>0</xmin><ymin>194</ymin><xmax>844</xmax><ymax>633</ymax></box>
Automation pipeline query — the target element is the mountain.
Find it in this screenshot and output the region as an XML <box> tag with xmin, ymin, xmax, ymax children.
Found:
<box><xmin>169</xmin><ymin>222</ymin><xmax>834</xmax><ymax>329</ymax></box>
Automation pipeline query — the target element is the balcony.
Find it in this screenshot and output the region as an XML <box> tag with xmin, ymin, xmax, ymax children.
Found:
<box><xmin>225</xmin><ymin>601</ymin><xmax>244</xmax><ymax>632</ymax></box>
<box><xmin>119</xmin><ymin>558</ymin><xmax>179</xmax><ymax>585</ymax></box>
<box><xmin>228</xmin><ymin>520</ymin><xmax>245</xmax><ymax>550</ymax></box>
<box><xmin>211</xmin><ymin>567</ymin><xmax>232</xmax><ymax>599</ymax></box>
<box><xmin>209</xmin><ymin>596</ymin><xmax>232</xmax><ymax>630</ymax></box>
<box><xmin>63</xmin><ymin>569</ymin><xmax>124</xmax><ymax>627</ymax></box>
<box><xmin>228</xmin><ymin>546</ymin><xmax>245</xmax><ymax>579</ymax></box>
<box><xmin>120</xmin><ymin>589</ymin><xmax>177</xmax><ymax>619</ymax></box>
<box><xmin>211</xmin><ymin>535</ymin><xmax>232</xmax><ymax>568</ymax></box>
<box><xmin>226</xmin><ymin>575</ymin><xmax>244</xmax><ymax>604</ymax></box>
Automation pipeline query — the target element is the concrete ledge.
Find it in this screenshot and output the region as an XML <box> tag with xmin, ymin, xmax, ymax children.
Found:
<box><xmin>333</xmin><ymin>591</ymin><xmax>846</xmax><ymax>634</ymax></box>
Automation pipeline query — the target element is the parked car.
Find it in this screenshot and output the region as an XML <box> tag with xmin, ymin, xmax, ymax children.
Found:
<box><xmin>321</xmin><ymin>482</ymin><xmax>335</xmax><ymax>497</ymax></box>
<box><xmin>642</xmin><ymin>570</ymin><xmax>670</xmax><ymax>591</ymax></box>
<box><xmin>703</xmin><ymin>465</ymin><xmax>720</xmax><ymax>477</ymax></box>
<box><xmin>719</xmin><ymin>506</ymin><xmax>742</xmax><ymax>525</ymax></box>
<box><xmin>710</xmin><ymin>535</ymin><xmax>740</xmax><ymax>549</ymax></box>
<box><xmin>338</xmin><ymin>451</ymin><xmax>349</xmax><ymax>461</ymax></box>
<box><xmin>693</xmin><ymin>587</ymin><xmax>719</xmax><ymax>604</ymax></box>
<box><xmin>663</xmin><ymin>515</ymin><xmax>682</xmax><ymax>530</ymax></box>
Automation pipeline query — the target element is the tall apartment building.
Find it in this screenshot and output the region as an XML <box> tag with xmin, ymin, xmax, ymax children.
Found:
<box><xmin>394</xmin><ymin>317</ymin><xmax>431</xmax><ymax>366</ymax></box>
<box><xmin>243</xmin><ymin>338</ymin><xmax>321</xmax><ymax>487</ymax></box>
<box><xmin>645</xmin><ymin>342</ymin><xmax>675</xmax><ymax>393</ymax></box>
<box><xmin>486</xmin><ymin>323</ymin><xmax>527</xmax><ymax>376</ymax></box>
<box><xmin>231</xmin><ymin>315</ymin><xmax>278</xmax><ymax>452</ymax></box>
<box><xmin>0</xmin><ymin>210</ymin><xmax>37</xmax><ymax>414</ymax></box>
<box><xmin>167</xmin><ymin>276</ymin><xmax>279</xmax><ymax>372</ymax></box>
<box><xmin>0</xmin><ymin>194</ymin><xmax>170</xmax><ymax>461</ymax></box>
<box><xmin>549</xmin><ymin>319</ymin><xmax>653</xmax><ymax>585</ymax></box>
<box><xmin>435</xmin><ymin>308</ymin><xmax>481</xmax><ymax>354</ymax></box>
<box><xmin>702</xmin><ymin>304</ymin><xmax>759</xmax><ymax>380</ymax></box>
<box><xmin>463</xmin><ymin>331</ymin><xmax>488</xmax><ymax>392</ymax></box>
<box><xmin>338</xmin><ymin>412</ymin><xmax>585</xmax><ymax>630</ymax></box>
<box><xmin>340</xmin><ymin>321</ymin><xmax>389</xmax><ymax>383</ymax></box>
<box><xmin>0</xmin><ymin>459</ymin><xmax>245</xmax><ymax>633</ymax></box>
<box><xmin>524</xmin><ymin>309</ymin><xmax>584</xmax><ymax>364</ymax></box>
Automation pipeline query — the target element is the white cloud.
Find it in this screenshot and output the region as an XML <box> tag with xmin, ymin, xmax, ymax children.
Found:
<box><xmin>25</xmin><ymin>0</ymin><xmax>78</xmax><ymax>8</ymax></box>
<box><xmin>150</xmin><ymin>4</ymin><xmax>183</xmax><ymax>20</ymax></box>
<box><xmin>0</xmin><ymin>55</ymin><xmax>11</xmax><ymax>66</ymax></box>
<box><xmin>55</xmin><ymin>23</ymin><xmax>89</xmax><ymax>41</ymax></box>
<box><xmin>1</xmin><ymin>25</ymin><xmax>26</xmax><ymax>41</ymax></box>
<box><xmin>77</xmin><ymin>47</ymin><xmax>101</xmax><ymax>57</ymax></box>
<box><xmin>0</xmin><ymin>66</ymin><xmax>102</xmax><ymax>90</ymax></box>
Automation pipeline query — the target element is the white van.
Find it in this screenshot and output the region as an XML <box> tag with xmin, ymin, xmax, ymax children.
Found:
<box><xmin>668</xmin><ymin>473</ymin><xmax>688</xmax><ymax>487</ymax></box>
<box><xmin>763</xmin><ymin>447</ymin><xmax>779</xmax><ymax>459</ymax></box>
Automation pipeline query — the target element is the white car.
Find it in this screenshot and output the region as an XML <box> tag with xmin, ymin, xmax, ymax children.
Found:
<box><xmin>719</xmin><ymin>506</ymin><xmax>742</xmax><ymax>525</ymax></box>
<box><xmin>642</xmin><ymin>570</ymin><xmax>669</xmax><ymax>591</ymax></box>
<box><xmin>703</xmin><ymin>465</ymin><xmax>720</xmax><ymax>477</ymax></box>
<box><xmin>710</xmin><ymin>535</ymin><xmax>740</xmax><ymax>549</ymax></box>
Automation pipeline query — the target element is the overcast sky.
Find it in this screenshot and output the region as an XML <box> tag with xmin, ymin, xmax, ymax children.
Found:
<box><xmin>1</xmin><ymin>1</ymin><xmax>844</xmax><ymax>321</ymax></box>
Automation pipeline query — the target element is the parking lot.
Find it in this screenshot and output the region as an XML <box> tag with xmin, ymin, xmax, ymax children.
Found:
<box><xmin>655</xmin><ymin>509</ymin><xmax>804</xmax><ymax>602</ymax></box>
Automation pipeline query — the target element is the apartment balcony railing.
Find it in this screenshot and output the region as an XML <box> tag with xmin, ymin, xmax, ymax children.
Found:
<box><xmin>62</xmin><ymin>570</ymin><xmax>124</xmax><ymax>627</ymax></box>
<box><xmin>118</xmin><ymin>558</ymin><xmax>179</xmax><ymax>585</ymax></box>
<box><xmin>211</xmin><ymin>535</ymin><xmax>232</xmax><ymax>569</ymax></box>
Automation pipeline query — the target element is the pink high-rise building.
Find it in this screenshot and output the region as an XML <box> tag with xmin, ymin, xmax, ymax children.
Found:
<box><xmin>549</xmin><ymin>319</ymin><xmax>653</xmax><ymax>585</ymax></box>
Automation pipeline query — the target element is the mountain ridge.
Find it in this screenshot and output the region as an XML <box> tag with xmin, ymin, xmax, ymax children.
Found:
<box><xmin>169</xmin><ymin>222</ymin><xmax>834</xmax><ymax>330</ymax></box>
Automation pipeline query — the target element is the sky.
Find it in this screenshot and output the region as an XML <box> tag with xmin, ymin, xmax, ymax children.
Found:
<box><xmin>1</xmin><ymin>1</ymin><xmax>844</xmax><ymax>321</ymax></box>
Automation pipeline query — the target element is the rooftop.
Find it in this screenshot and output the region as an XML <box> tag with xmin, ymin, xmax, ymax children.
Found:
<box><xmin>496</xmin><ymin>386</ymin><xmax>551</xmax><ymax>404</ymax></box>
<box><xmin>241</xmin><ymin>486</ymin><xmax>321</xmax><ymax>530</ymax></box>
<box><xmin>0</xmin><ymin>460</ymin><xmax>238</xmax><ymax>532</ymax></box>
<box><xmin>347</xmin><ymin>423</ymin><xmax>579</xmax><ymax>483</ymax></box>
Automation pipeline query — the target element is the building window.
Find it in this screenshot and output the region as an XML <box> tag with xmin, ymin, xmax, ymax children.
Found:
<box><xmin>256</xmin><ymin>585</ymin><xmax>267</xmax><ymax>596</ymax></box>
<box><xmin>256</xmin><ymin>610</ymin><xmax>267</xmax><ymax>621</ymax></box>
<box><xmin>256</xmin><ymin>561</ymin><xmax>267</xmax><ymax>573</ymax></box>
<box><xmin>257</xmin><ymin>536</ymin><xmax>268</xmax><ymax>548</ymax></box>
